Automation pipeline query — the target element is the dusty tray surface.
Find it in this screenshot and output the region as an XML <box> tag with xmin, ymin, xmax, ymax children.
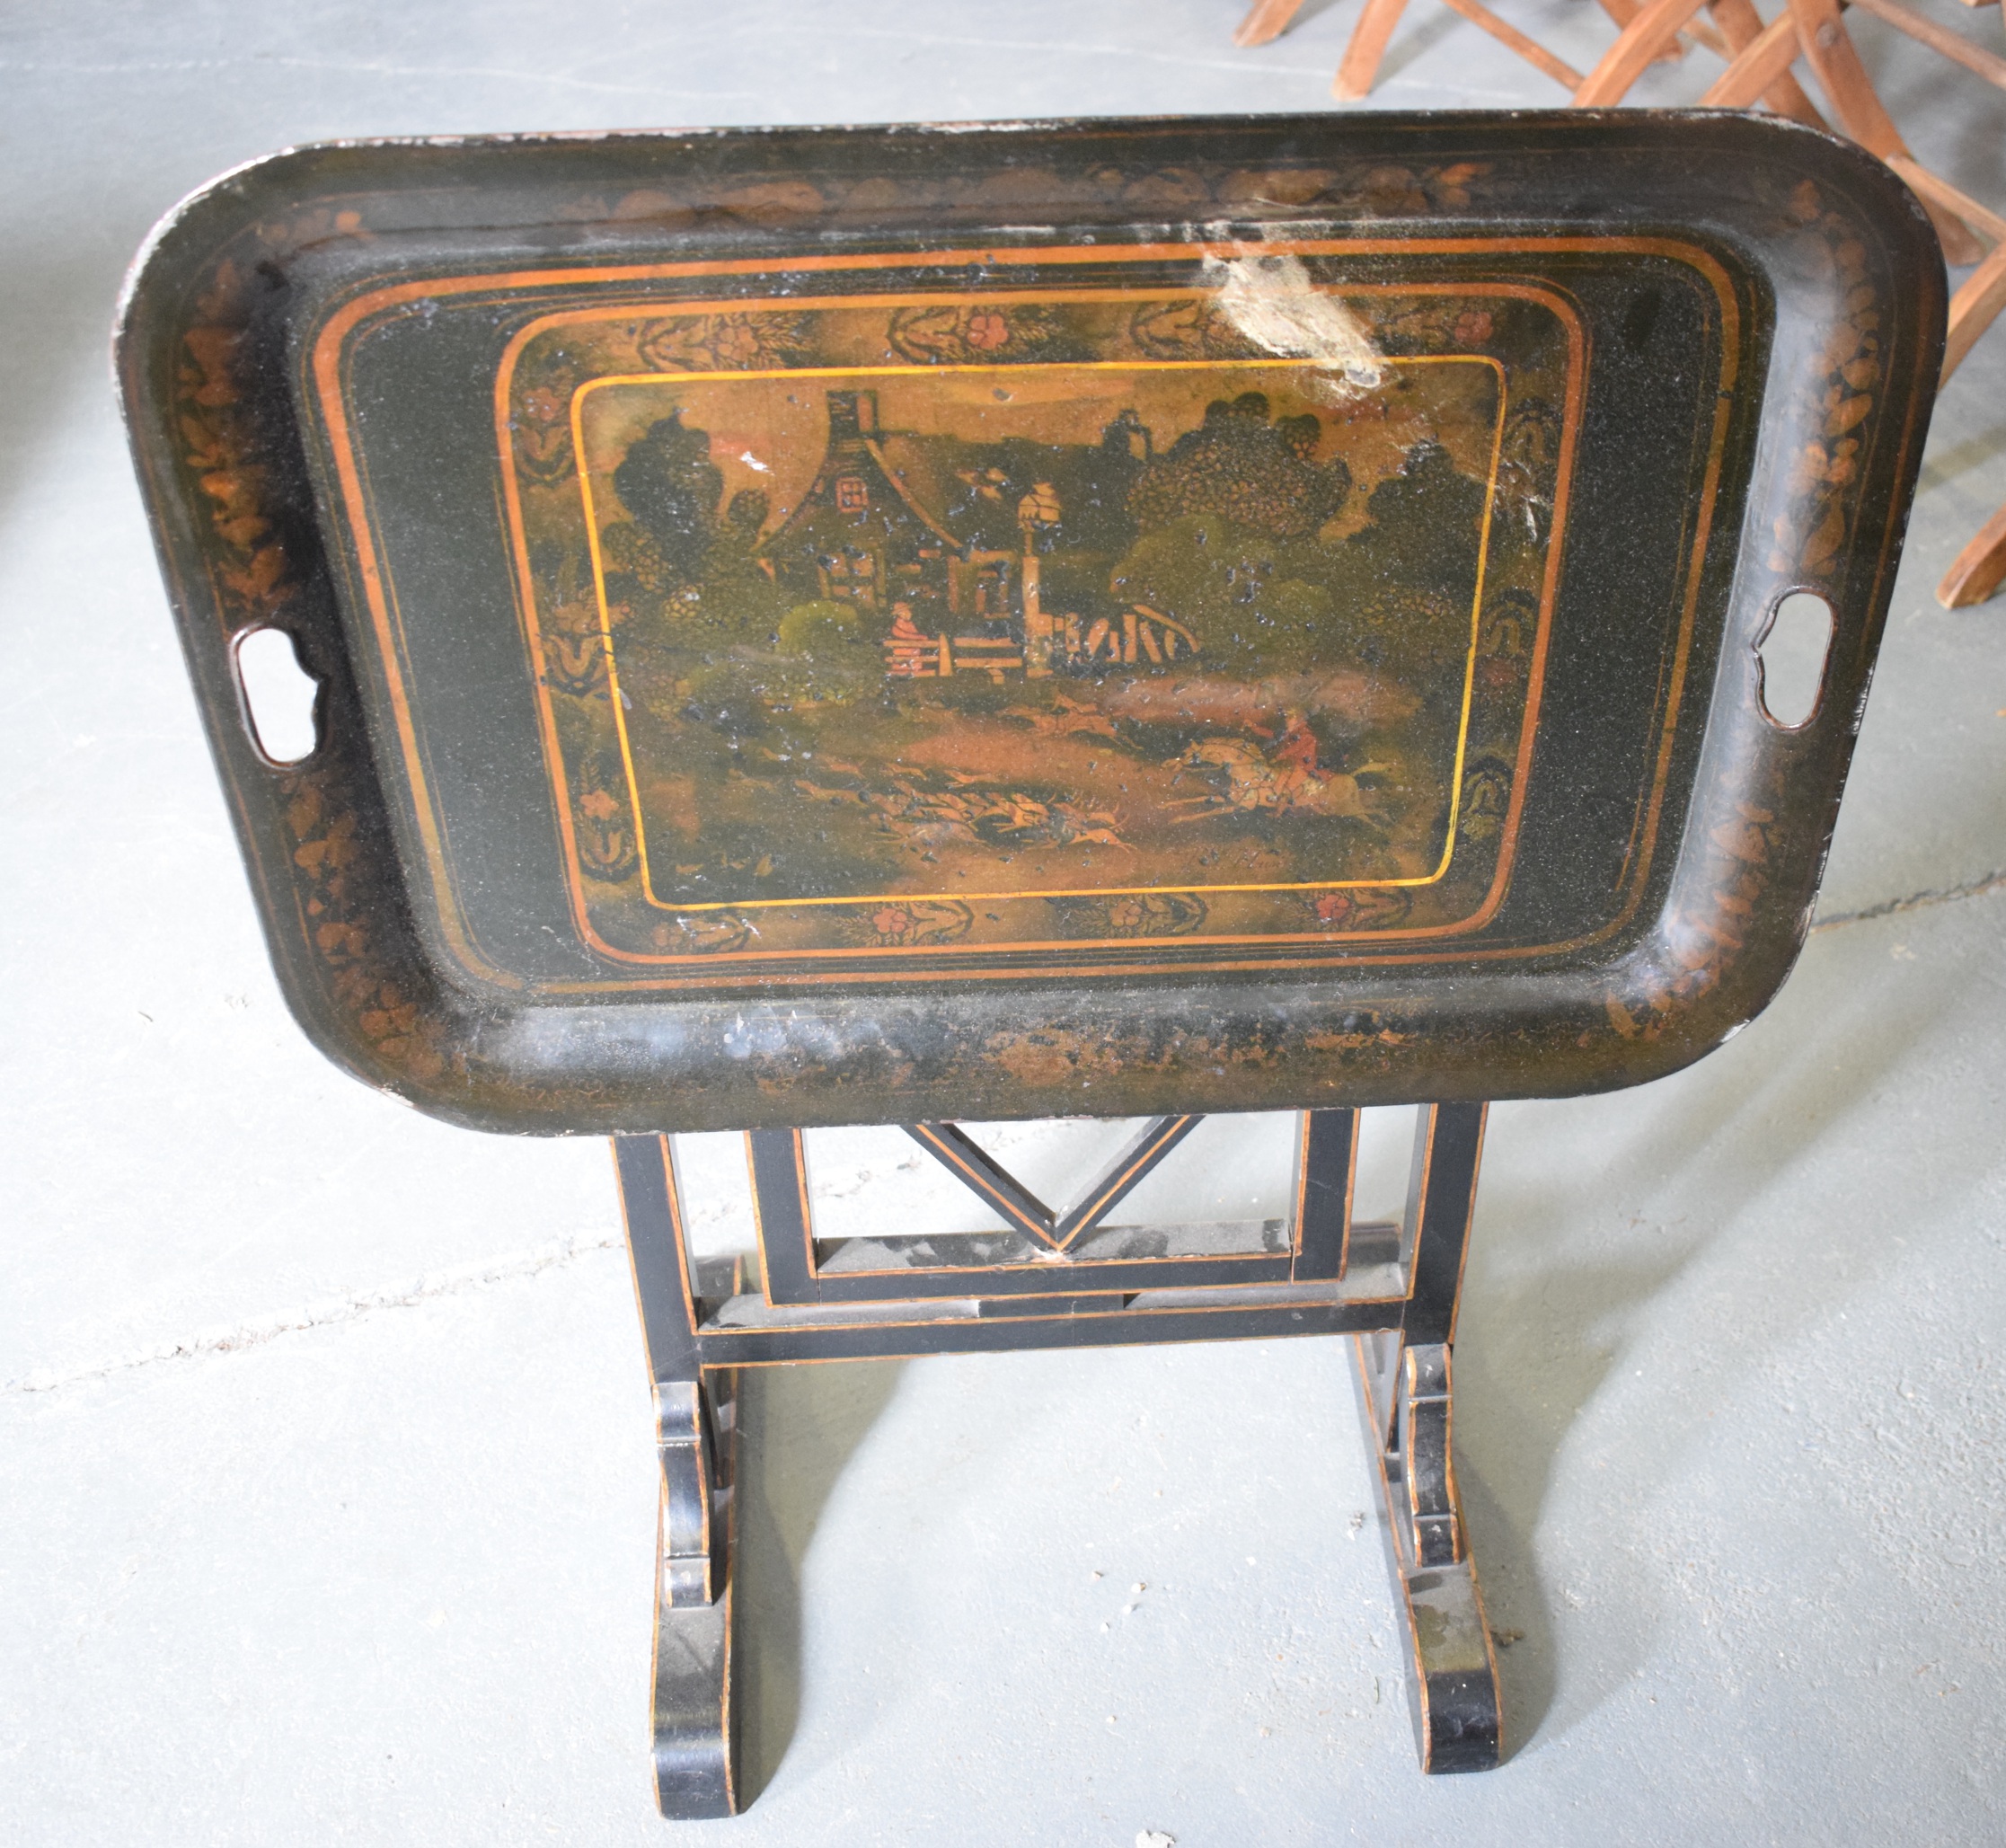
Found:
<box><xmin>119</xmin><ymin>111</ymin><xmax>1941</xmax><ymax>1133</ymax></box>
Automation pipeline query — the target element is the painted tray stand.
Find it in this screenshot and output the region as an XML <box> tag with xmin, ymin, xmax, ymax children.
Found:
<box><xmin>119</xmin><ymin>112</ymin><xmax>1942</xmax><ymax>1817</ymax></box>
<box><xmin>620</xmin><ymin>1105</ymin><xmax>1496</xmax><ymax>1810</ymax></box>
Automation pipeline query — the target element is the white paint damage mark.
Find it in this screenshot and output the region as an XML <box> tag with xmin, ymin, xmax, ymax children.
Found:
<box><xmin>1198</xmin><ymin>248</ymin><xmax>1384</xmax><ymax>393</ymax></box>
<box><xmin>1137</xmin><ymin>1832</ymin><xmax>1177</xmax><ymax>1848</ymax></box>
<box><xmin>738</xmin><ymin>450</ymin><xmax>771</xmax><ymax>473</ymax></box>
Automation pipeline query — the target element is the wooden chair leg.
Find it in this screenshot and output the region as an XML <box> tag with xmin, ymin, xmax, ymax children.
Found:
<box><xmin>1944</xmin><ymin>239</ymin><xmax>2006</xmax><ymax>384</ymax></box>
<box><xmin>1787</xmin><ymin>0</ymin><xmax>1987</xmax><ymax>264</ymax></box>
<box><xmin>1439</xmin><ymin>0</ymin><xmax>1584</xmax><ymax>90</ymax></box>
<box><xmin>1595</xmin><ymin>0</ymin><xmax>1690</xmax><ymax>60</ymax></box>
<box><xmin>1701</xmin><ymin>12</ymin><xmax>1802</xmax><ymax>107</ymax></box>
<box><xmin>1939</xmin><ymin>501</ymin><xmax>2006</xmax><ymax>609</ymax></box>
<box><xmin>1236</xmin><ymin>0</ymin><xmax>1311</xmax><ymax>46</ymax></box>
<box><xmin>1573</xmin><ymin>0</ymin><xmax>1708</xmax><ymax>105</ymax></box>
<box><xmin>1931</xmin><ymin>246</ymin><xmax>2006</xmax><ymax>611</ymax></box>
<box><xmin>1335</xmin><ymin>0</ymin><xmax>1412</xmax><ymax>99</ymax></box>
<box><xmin>1849</xmin><ymin>0</ymin><xmax>2006</xmax><ymax>93</ymax></box>
<box><xmin>1572</xmin><ymin>0</ymin><xmax>1817</xmax><ymax>111</ymax></box>
<box><xmin>1707</xmin><ymin>0</ymin><xmax>1827</xmax><ymax>125</ymax></box>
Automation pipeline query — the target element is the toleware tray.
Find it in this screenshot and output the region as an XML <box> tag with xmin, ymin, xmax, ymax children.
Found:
<box><xmin>118</xmin><ymin>111</ymin><xmax>1943</xmax><ymax>1136</ymax></box>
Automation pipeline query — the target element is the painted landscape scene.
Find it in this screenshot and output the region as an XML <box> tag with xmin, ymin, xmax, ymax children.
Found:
<box><xmin>570</xmin><ymin>356</ymin><xmax>1513</xmax><ymax>922</ymax></box>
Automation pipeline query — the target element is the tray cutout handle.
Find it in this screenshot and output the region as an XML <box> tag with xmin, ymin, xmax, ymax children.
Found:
<box><xmin>1755</xmin><ymin>589</ymin><xmax>1833</xmax><ymax>729</ymax></box>
<box><xmin>234</xmin><ymin>626</ymin><xmax>320</xmax><ymax>765</ymax></box>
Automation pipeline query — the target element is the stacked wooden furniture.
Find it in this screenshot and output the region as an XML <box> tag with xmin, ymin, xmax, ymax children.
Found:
<box><xmin>1237</xmin><ymin>0</ymin><xmax>2006</xmax><ymax>603</ymax></box>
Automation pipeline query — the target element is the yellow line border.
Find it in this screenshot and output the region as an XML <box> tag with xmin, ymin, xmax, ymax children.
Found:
<box><xmin>568</xmin><ymin>348</ymin><xmax>1507</xmax><ymax>914</ymax></box>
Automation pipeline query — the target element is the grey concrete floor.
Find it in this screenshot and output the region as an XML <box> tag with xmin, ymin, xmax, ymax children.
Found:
<box><xmin>4</xmin><ymin>3</ymin><xmax>2005</xmax><ymax>1842</ymax></box>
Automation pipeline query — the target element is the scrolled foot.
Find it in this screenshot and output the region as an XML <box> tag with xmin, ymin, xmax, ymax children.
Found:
<box><xmin>650</xmin><ymin>1373</ymin><xmax>738</xmax><ymax>1817</ymax></box>
<box><xmin>1353</xmin><ymin>1337</ymin><xmax>1502</xmax><ymax>1773</ymax></box>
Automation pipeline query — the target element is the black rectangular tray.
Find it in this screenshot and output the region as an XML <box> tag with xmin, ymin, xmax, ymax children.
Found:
<box><xmin>118</xmin><ymin>111</ymin><xmax>1943</xmax><ymax>1134</ymax></box>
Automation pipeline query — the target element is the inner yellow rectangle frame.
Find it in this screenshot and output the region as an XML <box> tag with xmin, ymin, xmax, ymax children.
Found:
<box><xmin>568</xmin><ymin>338</ymin><xmax>1508</xmax><ymax>916</ymax></box>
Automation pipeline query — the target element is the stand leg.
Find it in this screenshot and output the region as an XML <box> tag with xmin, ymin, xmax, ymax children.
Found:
<box><xmin>616</xmin><ymin>1103</ymin><xmax>1509</xmax><ymax>1808</ymax></box>
<box><xmin>651</xmin><ymin>1370</ymin><xmax>738</xmax><ymax>1817</ymax></box>
<box><xmin>615</xmin><ymin>1136</ymin><xmax>740</xmax><ymax>1818</ymax></box>
<box><xmin>1352</xmin><ymin>1338</ymin><xmax>1501</xmax><ymax>1772</ymax></box>
<box><xmin>1349</xmin><ymin>1102</ymin><xmax>1499</xmax><ymax>1772</ymax></box>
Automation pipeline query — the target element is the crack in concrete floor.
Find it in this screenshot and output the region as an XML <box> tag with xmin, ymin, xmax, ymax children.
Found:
<box><xmin>5</xmin><ymin>1232</ymin><xmax>620</xmax><ymax>1397</ymax></box>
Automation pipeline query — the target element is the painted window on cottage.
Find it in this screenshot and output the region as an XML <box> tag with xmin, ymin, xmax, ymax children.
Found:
<box><xmin>835</xmin><ymin>475</ymin><xmax>869</xmax><ymax>512</ymax></box>
<box><xmin>819</xmin><ymin>547</ymin><xmax>878</xmax><ymax>606</ymax></box>
<box><xmin>968</xmin><ymin>551</ymin><xmax>1013</xmax><ymax>619</ymax></box>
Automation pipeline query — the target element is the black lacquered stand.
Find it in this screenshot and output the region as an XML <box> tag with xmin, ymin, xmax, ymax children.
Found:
<box><xmin>614</xmin><ymin>1103</ymin><xmax>1499</xmax><ymax>1817</ymax></box>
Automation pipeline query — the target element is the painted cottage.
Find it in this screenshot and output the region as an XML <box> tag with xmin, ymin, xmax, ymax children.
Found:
<box><xmin>757</xmin><ymin>390</ymin><xmax>1195</xmax><ymax>681</ymax></box>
